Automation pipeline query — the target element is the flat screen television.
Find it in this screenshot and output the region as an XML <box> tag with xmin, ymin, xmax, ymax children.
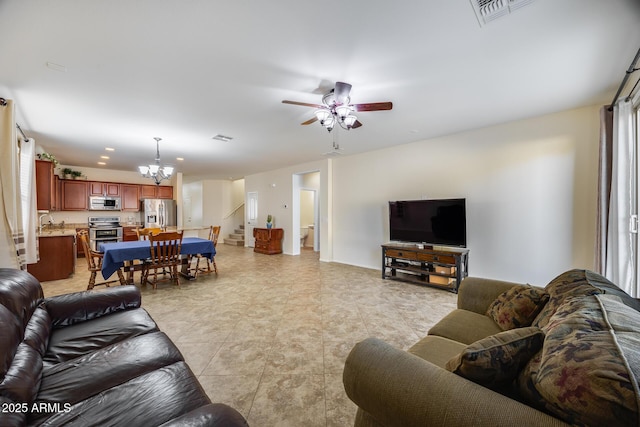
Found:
<box><xmin>389</xmin><ymin>198</ymin><xmax>466</xmax><ymax>247</ymax></box>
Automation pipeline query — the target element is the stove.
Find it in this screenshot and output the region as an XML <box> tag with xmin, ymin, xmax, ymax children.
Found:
<box><xmin>88</xmin><ymin>216</ymin><xmax>123</xmax><ymax>251</ymax></box>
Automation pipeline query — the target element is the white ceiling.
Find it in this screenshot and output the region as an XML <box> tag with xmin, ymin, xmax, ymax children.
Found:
<box><xmin>1</xmin><ymin>0</ymin><xmax>639</xmax><ymax>180</ymax></box>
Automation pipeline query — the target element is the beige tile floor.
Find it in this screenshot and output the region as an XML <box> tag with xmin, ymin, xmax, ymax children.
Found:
<box><xmin>42</xmin><ymin>244</ymin><xmax>457</xmax><ymax>426</ymax></box>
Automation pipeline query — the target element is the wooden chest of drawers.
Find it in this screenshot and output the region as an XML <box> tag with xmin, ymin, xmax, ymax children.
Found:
<box><xmin>253</xmin><ymin>228</ymin><xmax>284</xmax><ymax>255</ymax></box>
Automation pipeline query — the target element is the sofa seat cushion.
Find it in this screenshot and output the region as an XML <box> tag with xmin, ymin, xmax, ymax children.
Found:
<box><xmin>518</xmin><ymin>294</ymin><xmax>640</xmax><ymax>427</ymax></box>
<box><xmin>486</xmin><ymin>285</ymin><xmax>549</xmax><ymax>331</ymax></box>
<box><xmin>408</xmin><ymin>335</ymin><xmax>467</xmax><ymax>369</ymax></box>
<box><xmin>446</xmin><ymin>326</ymin><xmax>545</xmax><ymax>388</ymax></box>
<box><xmin>43</xmin><ymin>308</ymin><xmax>158</xmax><ymax>367</ymax></box>
<box><xmin>36</xmin><ymin>332</ymin><xmax>183</xmax><ymax>406</ymax></box>
<box><xmin>428</xmin><ymin>309</ymin><xmax>502</xmax><ymax>345</ymax></box>
<box><xmin>28</xmin><ymin>361</ymin><xmax>211</xmax><ymax>426</ymax></box>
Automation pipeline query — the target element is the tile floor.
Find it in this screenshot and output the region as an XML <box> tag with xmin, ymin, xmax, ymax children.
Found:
<box><xmin>41</xmin><ymin>244</ymin><xmax>457</xmax><ymax>426</ymax></box>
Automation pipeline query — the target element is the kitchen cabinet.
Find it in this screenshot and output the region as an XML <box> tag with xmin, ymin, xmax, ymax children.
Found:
<box><xmin>61</xmin><ymin>180</ymin><xmax>88</xmax><ymax>211</ymax></box>
<box><xmin>35</xmin><ymin>160</ymin><xmax>57</xmax><ymax>211</ymax></box>
<box><xmin>140</xmin><ymin>184</ymin><xmax>173</xmax><ymax>199</ymax></box>
<box><xmin>121</xmin><ymin>184</ymin><xmax>140</xmax><ymax>211</ymax></box>
<box><xmin>89</xmin><ymin>181</ymin><xmax>120</xmax><ymax>197</ymax></box>
<box><xmin>27</xmin><ymin>234</ymin><xmax>75</xmax><ymax>281</ymax></box>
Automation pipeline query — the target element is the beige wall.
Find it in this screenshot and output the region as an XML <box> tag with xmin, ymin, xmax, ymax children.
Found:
<box><xmin>331</xmin><ymin>105</ymin><xmax>600</xmax><ymax>285</ymax></box>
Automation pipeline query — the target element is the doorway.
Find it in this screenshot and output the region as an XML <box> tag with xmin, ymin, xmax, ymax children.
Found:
<box><xmin>293</xmin><ymin>171</ymin><xmax>319</xmax><ymax>255</ymax></box>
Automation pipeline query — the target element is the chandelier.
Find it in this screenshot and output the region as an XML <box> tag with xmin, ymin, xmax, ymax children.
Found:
<box><xmin>314</xmin><ymin>90</ymin><xmax>358</xmax><ymax>132</ymax></box>
<box><xmin>138</xmin><ymin>137</ymin><xmax>174</xmax><ymax>185</ymax></box>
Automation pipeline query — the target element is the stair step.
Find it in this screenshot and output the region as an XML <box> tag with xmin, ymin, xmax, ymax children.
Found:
<box><xmin>229</xmin><ymin>233</ymin><xmax>244</xmax><ymax>239</ymax></box>
<box><xmin>234</xmin><ymin>229</ymin><xmax>244</xmax><ymax>234</ymax></box>
<box><xmin>224</xmin><ymin>238</ymin><xmax>245</xmax><ymax>246</ymax></box>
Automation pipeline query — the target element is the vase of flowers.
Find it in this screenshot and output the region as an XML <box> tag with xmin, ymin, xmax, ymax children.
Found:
<box><xmin>266</xmin><ymin>214</ymin><xmax>273</xmax><ymax>229</ymax></box>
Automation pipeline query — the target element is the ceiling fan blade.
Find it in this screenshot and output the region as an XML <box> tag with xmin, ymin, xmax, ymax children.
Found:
<box><xmin>353</xmin><ymin>102</ymin><xmax>393</xmax><ymax>112</ymax></box>
<box><xmin>334</xmin><ymin>82</ymin><xmax>352</xmax><ymax>104</ymax></box>
<box><xmin>282</xmin><ymin>100</ymin><xmax>324</xmax><ymax>109</ymax></box>
<box><xmin>351</xmin><ymin>120</ymin><xmax>363</xmax><ymax>129</ymax></box>
<box><xmin>301</xmin><ymin>117</ymin><xmax>318</xmax><ymax>125</ymax></box>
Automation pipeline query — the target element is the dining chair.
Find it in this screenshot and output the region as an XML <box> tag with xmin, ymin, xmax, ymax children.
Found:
<box><xmin>77</xmin><ymin>230</ymin><xmax>126</xmax><ymax>289</ymax></box>
<box><xmin>134</xmin><ymin>227</ymin><xmax>163</xmax><ymax>283</ymax></box>
<box><xmin>142</xmin><ymin>231</ymin><xmax>183</xmax><ymax>290</ymax></box>
<box><xmin>193</xmin><ymin>225</ymin><xmax>220</xmax><ymax>277</ymax></box>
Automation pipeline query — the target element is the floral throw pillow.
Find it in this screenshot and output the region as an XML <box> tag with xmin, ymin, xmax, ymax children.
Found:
<box><xmin>446</xmin><ymin>326</ymin><xmax>545</xmax><ymax>388</ymax></box>
<box><xmin>486</xmin><ymin>285</ymin><xmax>549</xmax><ymax>331</ymax></box>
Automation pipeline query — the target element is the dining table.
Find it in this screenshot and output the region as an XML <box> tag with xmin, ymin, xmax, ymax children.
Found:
<box><xmin>100</xmin><ymin>237</ymin><xmax>215</xmax><ymax>282</ymax></box>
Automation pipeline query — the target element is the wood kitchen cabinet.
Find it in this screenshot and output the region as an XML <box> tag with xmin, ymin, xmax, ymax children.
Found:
<box><xmin>140</xmin><ymin>184</ymin><xmax>173</xmax><ymax>199</ymax></box>
<box><xmin>61</xmin><ymin>180</ymin><xmax>88</xmax><ymax>211</ymax></box>
<box><xmin>89</xmin><ymin>181</ymin><xmax>120</xmax><ymax>197</ymax></box>
<box><xmin>121</xmin><ymin>184</ymin><xmax>140</xmax><ymax>211</ymax></box>
<box><xmin>27</xmin><ymin>235</ymin><xmax>75</xmax><ymax>281</ymax></box>
<box><xmin>35</xmin><ymin>160</ymin><xmax>57</xmax><ymax>211</ymax></box>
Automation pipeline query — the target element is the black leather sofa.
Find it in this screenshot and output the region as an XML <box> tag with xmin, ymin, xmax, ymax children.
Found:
<box><xmin>0</xmin><ymin>268</ymin><xmax>248</xmax><ymax>426</ymax></box>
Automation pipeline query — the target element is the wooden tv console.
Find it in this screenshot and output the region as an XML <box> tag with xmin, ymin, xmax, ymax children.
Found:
<box><xmin>381</xmin><ymin>243</ymin><xmax>469</xmax><ymax>292</ymax></box>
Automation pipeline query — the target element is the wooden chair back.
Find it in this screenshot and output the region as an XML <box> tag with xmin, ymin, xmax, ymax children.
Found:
<box><xmin>77</xmin><ymin>230</ymin><xmax>101</xmax><ymax>271</ymax></box>
<box><xmin>208</xmin><ymin>225</ymin><xmax>221</xmax><ymax>247</ymax></box>
<box><xmin>149</xmin><ymin>231</ymin><xmax>183</xmax><ymax>267</ymax></box>
<box><xmin>136</xmin><ymin>227</ymin><xmax>162</xmax><ymax>240</ymax></box>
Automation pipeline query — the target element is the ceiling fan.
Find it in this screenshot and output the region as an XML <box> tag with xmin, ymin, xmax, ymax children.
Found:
<box><xmin>282</xmin><ymin>81</ymin><xmax>393</xmax><ymax>131</ymax></box>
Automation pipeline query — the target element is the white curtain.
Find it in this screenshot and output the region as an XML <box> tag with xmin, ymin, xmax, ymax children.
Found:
<box><xmin>20</xmin><ymin>138</ymin><xmax>38</xmax><ymax>264</ymax></box>
<box><xmin>0</xmin><ymin>99</ymin><xmax>24</xmax><ymax>268</ymax></box>
<box><xmin>604</xmin><ymin>98</ymin><xmax>638</xmax><ymax>296</ymax></box>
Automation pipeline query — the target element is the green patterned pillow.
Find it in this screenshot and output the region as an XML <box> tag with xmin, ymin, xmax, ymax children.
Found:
<box><xmin>446</xmin><ymin>326</ymin><xmax>545</xmax><ymax>388</ymax></box>
<box><xmin>486</xmin><ymin>285</ymin><xmax>549</xmax><ymax>331</ymax></box>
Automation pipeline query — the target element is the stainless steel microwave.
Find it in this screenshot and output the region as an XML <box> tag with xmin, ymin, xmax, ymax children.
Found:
<box><xmin>89</xmin><ymin>196</ymin><xmax>121</xmax><ymax>211</ymax></box>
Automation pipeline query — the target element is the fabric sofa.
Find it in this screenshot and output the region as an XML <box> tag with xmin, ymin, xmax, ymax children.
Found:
<box><xmin>343</xmin><ymin>269</ymin><xmax>640</xmax><ymax>427</ymax></box>
<box><xmin>0</xmin><ymin>268</ymin><xmax>248</xmax><ymax>427</ymax></box>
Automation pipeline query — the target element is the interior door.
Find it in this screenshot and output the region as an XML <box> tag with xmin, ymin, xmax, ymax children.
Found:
<box><xmin>246</xmin><ymin>191</ymin><xmax>258</xmax><ymax>247</ymax></box>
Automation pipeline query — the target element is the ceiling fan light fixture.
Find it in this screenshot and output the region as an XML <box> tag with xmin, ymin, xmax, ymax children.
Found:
<box><xmin>335</xmin><ymin>105</ymin><xmax>352</xmax><ymax>120</ymax></box>
<box><xmin>343</xmin><ymin>115</ymin><xmax>357</xmax><ymax>127</ymax></box>
<box><xmin>315</xmin><ymin>109</ymin><xmax>332</xmax><ymax>124</ymax></box>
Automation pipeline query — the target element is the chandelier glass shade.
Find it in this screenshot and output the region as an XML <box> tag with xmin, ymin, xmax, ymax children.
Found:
<box><xmin>138</xmin><ymin>137</ymin><xmax>173</xmax><ymax>185</ymax></box>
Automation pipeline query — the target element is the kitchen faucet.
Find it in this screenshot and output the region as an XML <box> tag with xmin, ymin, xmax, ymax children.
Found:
<box><xmin>38</xmin><ymin>213</ymin><xmax>55</xmax><ymax>233</ymax></box>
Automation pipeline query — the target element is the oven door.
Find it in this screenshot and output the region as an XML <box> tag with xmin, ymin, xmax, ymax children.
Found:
<box><xmin>91</xmin><ymin>237</ymin><xmax>120</xmax><ymax>252</ymax></box>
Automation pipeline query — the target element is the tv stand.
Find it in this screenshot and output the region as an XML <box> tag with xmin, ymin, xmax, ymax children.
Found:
<box><xmin>381</xmin><ymin>243</ymin><xmax>469</xmax><ymax>292</ymax></box>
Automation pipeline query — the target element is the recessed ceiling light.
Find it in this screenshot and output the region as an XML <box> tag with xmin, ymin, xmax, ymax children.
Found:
<box><xmin>100</xmin><ymin>155</ymin><xmax>110</xmax><ymax>159</ymax></box>
<box><xmin>105</xmin><ymin>147</ymin><xmax>115</xmax><ymax>151</ymax></box>
<box><xmin>176</xmin><ymin>157</ymin><xmax>184</xmax><ymax>161</ymax></box>
<box><xmin>212</xmin><ymin>134</ymin><xmax>233</xmax><ymax>142</ymax></box>
<box><xmin>97</xmin><ymin>162</ymin><xmax>106</xmax><ymax>166</ymax></box>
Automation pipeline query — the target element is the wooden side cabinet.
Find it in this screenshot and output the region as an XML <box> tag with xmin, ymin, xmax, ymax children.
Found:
<box><xmin>253</xmin><ymin>228</ymin><xmax>284</xmax><ymax>255</ymax></box>
<box><xmin>27</xmin><ymin>235</ymin><xmax>75</xmax><ymax>282</ymax></box>
<box><xmin>381</xmin><ymin>244</ymin><xmax>469</xmax><ymax>292</ymax></box>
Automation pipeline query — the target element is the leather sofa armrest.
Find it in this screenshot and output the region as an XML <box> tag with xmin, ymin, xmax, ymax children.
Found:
<box><xmin>159</xmin><ymin>403</ymin><xmax>248</xmax><ymax>427</ymax></box>
<box><xmin>45</xmin><ymin>285</ymin><xmax>141</xmax><ymax>328</ymax></box>
<box><xmin>457</xmin><ymin>277</ymin><xmax>530</xmax><ymax>314</ymax></box>
<box><xmin>343</xmin><ymin>337</ymin><xmax>568</xmax><ymax>427</ymax></box>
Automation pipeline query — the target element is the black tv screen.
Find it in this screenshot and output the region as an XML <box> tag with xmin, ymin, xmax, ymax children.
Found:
<box><xmin>389</xmin><ymin>199</ymin><xmax>466</xmax><ymax>247</ymax></box>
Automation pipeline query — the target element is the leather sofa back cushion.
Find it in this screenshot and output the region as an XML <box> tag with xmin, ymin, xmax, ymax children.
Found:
<box><xmin>0</xmin><ymin>269</ymin><xmax>43</xmax><ymax>331</ymax></box>
<box><xmin>517</xmin><ymin>294</ymin><xmax>640</xmax><ymax>426</ymax></box>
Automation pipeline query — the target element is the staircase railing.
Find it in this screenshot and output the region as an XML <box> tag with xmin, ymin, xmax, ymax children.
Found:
<box><xmin>223</xmin><ymin>202</ymin><xmax>244</xmax><ymax>220</ymax></box>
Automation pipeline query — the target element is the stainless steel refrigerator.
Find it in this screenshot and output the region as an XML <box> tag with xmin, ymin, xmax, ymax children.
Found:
<box><xmin>143</xmin><ymin>199</ymin><xmax>177</xmax><ymax>229</ymax></box>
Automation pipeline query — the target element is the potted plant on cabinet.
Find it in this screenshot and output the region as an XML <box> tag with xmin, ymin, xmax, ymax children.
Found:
<box><xmin>70</xmin><ymin>170</ymin><xmax>83</xmax><ymax>180</ymax></box>
<box><xmin>266</xmin><ymin>214</ymin><xmax>273</xmax><ymax>229</ymax></box>
<box><xmin>61</xmin><ymin>168</ymin><xmax>73</xmax><ymax>179</ymax></box>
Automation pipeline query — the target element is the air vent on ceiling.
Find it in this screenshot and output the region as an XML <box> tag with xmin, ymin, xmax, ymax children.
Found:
<box><xmin>470</xmin><ymin>0</ymin><xmax>536</xmax><ymax>26</ymax></box>
<box><xmin>212</xmin><ymin>134</ymin><xmax>233</xmax><ymax>142</ymax></box>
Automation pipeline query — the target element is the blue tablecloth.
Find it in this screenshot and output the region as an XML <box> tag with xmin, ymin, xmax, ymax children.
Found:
<box><xmin>100</xmin><ymin>237</ymin><xmax>215</xmax><ymax>280</ymax></box>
